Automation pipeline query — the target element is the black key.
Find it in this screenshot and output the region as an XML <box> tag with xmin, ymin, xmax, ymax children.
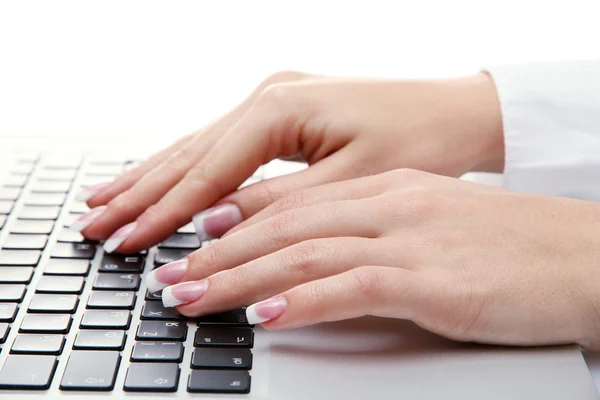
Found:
<box><xmin>3</xmin><ymin>174</ymin><xmax>28</xmax><ymax>188</ymax></box>
<box><xmin>11</xmin><ymin>219</ymin><xmax>54</xmax><ymax>234</ymax></box>
<box><xmin>60</xmin><ymin>351</ymin><xmax>121</xmax><ymax>391</ymax></box>
<box><xmin>0</xmin><ymin>303</ymin><xmax>18</xmax><ymax>322</ymax></box>
<box><xmin>0</xmin><ymin>355</ymin><xmax>57</xmax><ymax>390</ymax></box>
<box><xmin>1</xmin><ymin>234</ymin><xmax>48</xmax><ymax>250</ymax></box>
<box><xmin>69</xmin><ymin>201</ymin><xmax>90</xmax><ymax>214</ymax></box>
<box><xmin>0</xmin><ymin>284</ymin><xmax>26</xmax><ymax>302</ymax></box>
<box><xmin>20</xmin><ymin>314</ymin><xmax>72</xmax><ymax>334</ymax></box>
<box><xmin>80</xmin><ymin>310</ymin><xmax>131</xmax><ymax>329</ymax></box>
<box><xmin>36</xmin><ymin>276</ymin><xmax>85</xmax><ymax>294</ymax></box>
<box><xmin>146</xmin><ymin>289</ymin><xmax>162</xmax><ymax>301</ymax></box>
<box><xmin>17</xmin><ymin>205</ymin><xmax>61</xmax><ymax>220</ymax></box>
<box><xmin>0</xmin><ymin>187</ymin><xmax>20</xmax><ymax>201</ymax></box>
<box><xmin>131</xmin><ymin>342</ymin><xmax>184</xmax><ymax>362</ymax></box>
<box><xmin>28</xmin><ymin>294</ymin><xmax>79</xmax><ymax>314</ymax></box>
<box><xmin>158</xmin><ymin>233</ymin><xmax>200</xmax><ymax>249</ymax></box>
<box><xmin>136</xmin><ymin>321</ymin><xmax>187</xmax><ymax>341</ymax></box>
<box><xmin>0</xmin><ymin>267</ymin><xmax>34</xmax><ymax>283</ymax></box>
<box><xmin>0</xmin><ymin>200</ymin><xmax>14</xmax><ymax>214</ymax></box>
<box><xmin>11</xmin><ymin>334</ymin><xmax>65</xmax><ymax>355</ymax></box>
<box><xmin>43</xmin><ymin>258</ymin><xmax>90</xmax><ymax>276</ymax></box>
<box><xmin>0</xmin><ymin>215</ymin><xmax>6</xmax><ymax>229</ymax></box>
<box><xmin>56</xmin><ymin>228</ymin><xmax>87</xmax><ymax>243</ymax></box>
<box><xmin>37</xmin><ymin>169</ymin><xmax>76</xmax><ymax>181</ymax></box>
<box><xmin>0</xmin><ymin>323</ymin><xmax>9</xmax><ymax>343</ymax></box>
<box><xmin>124</xmin><ymin>363</ymin><xmax>179</xmax><ymax>392</ymax></box>
<box><xmin>73</xmin><ymin>330</ymin><xmax>126</xmax><ymax>350</ymax></box>
<box><xmin>197</xmin><ymin>308</ymin><xmax>250</xmax><ymax>326</ymax></box>
<box><xmin>93</xmin><ymin>274</ymin><xmax>140</xmax><ymax>291</ymax></box>
<box><xmin>141</xmin><ymin>301</ymin><xmax>185</xmax><ymax>320</ymax></box>
<box><xmin>194</xmin><ymin>327</ymin><xmax>253</xmax><ymax>348</ymax></box>
<box><xmin>87</xmin><ymin>291</ymin><xmax>136</xmax><ymax>309</ymax></box>
<box><xmin>0</xmin><ymin>249</ymin><xmax>41</xmax><ymax>265</ymax></box>
<box><xmin>24</xmin><ymin>193</ymin><xmax>66</xmax><ymax>206</ymax></box>
<box><xmin>191</xmin><ymin>348</ymin><xmax>252</xmax><ymax>370</ymax></box>
<box><xmin>188</xmin><ymin>370</ymin><xmax>251</xmax><ymax>394</ymax></box>
<box><xmin>99</xmin><ymin>253</ymin><xmax>144</xmax><ymax>273</ymax></box>
<box><xmin>51</xmin><ymin>242</ymin><xmax>96</xmax><ymax>259</ymax></box>
<box><xmin>30</xmin><ymin>180</ymin><xmax>71</xmax><ymax>193</ymax></box>
<box><xmin>154</xmin><ymin>248</ymin><xmax>194</xmax><ymax>266</ymax></box>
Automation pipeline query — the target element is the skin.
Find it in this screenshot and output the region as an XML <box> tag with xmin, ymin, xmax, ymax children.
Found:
<box><xmin>80</xmin><ymin>71</ymin><xmax>600</xmax><ymax>349</ymax></box>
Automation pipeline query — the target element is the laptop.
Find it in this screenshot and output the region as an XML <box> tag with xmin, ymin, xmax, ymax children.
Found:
<box><xmin>0</xmin><ymin>135</ymin><xmax>597</xmax><ymax>399</ymax></box>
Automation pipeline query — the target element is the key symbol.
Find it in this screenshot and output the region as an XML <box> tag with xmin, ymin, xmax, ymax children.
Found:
<box><xmin>125</xmin><ymin>257</ymin><xmax>138</xmax><ymax>263</ymax></box>
<box><xmin>204</xmin><ymin>338</ymin><xmax>211</xmax><ymax>343</ymax></box>
<box><xmin>233</xmin><ymin>358</ymin><xmax>242</xmax><ymax>365</ymax></box>
<box><xmin>236</xmin><ymin>337</ymin><xmax>245</xmax><ymax>343</ymax></box>
<box><xmin>230</xmin><ymin>381</ymin><xmax>241</xmax><ymax>387</ymax></box>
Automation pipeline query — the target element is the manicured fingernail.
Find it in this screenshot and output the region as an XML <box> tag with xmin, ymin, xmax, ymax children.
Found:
<box><xmin>162</xmin><ymin>280</ymin><xmax>209</xmax><ymax>308</ymax></box>
<box><xmin>75</xmin><ymin>182</ymin><xmax>111</xmax><ymax>202</ymax></box>
<box><xmin>146</xmin><ymin>259</ymin><xmax>188</xmax><ymax>293</ymax></box>
<box><xmin>246</xmin><ymin>296</ymin><xmax>287</xmax><ymax>325</ymax></box>
<box><xmin>193</xmin><ymin>203</ymin><xmax>243</xmax><ymax>242</ymax></box>
<box><xmin>103</xmin><ymin>222</ymin><xmax>137</xmax><ymax>253</ymax></box>
<box><xmin>69</xmin><ymin>206</ymin><xmax>106</xmax><ymax>232</ymax></box>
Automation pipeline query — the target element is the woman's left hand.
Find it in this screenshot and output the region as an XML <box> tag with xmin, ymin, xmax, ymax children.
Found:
<box><xmin>147</xmin><ymin>169</ymin><xmax>600</xmax><ymax>350</ymax></box>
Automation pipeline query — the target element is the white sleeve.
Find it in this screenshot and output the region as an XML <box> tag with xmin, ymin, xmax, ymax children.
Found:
<box><xmin>485</xmin><ymin>60</ymin><xmax>600</xmax><ymax>201</ymax></box>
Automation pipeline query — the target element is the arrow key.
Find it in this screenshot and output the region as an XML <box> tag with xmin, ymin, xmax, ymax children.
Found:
<box><xmin>0</xmin><ymin>355</ymin><xmax>57</xmax><ymax>390</ymax></box>
<box><xmin>60</xmin><ymin>351</ymin><xmax>121</xmax><ymax>391</ymax></box>
<box><xmin>124</xmin><ymin>363</ymin><xmax>179</xmax><ymax>392</ymax></box>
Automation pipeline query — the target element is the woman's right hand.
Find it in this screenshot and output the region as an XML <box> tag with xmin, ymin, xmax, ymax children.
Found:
<box><xmin>74</xmin><ymin>71</ymin><xmax>504</xmax><ymax>253</ymax></box>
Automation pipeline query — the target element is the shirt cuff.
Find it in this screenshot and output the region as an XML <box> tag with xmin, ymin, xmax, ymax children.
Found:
<box><xmin>485</xmin><ymin>60</ymin><xmax>600</xmax><ymax>201</ymax></box>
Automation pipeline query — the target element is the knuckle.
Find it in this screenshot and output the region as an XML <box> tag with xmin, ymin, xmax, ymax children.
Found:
<box><xmin>188</xmin><ymin>243</ymin><xmax>222</xmax><ymax>276</ymax></box>
<box><xmin>264</xmin><ymin>210</ymin><xmax>297</xmax><ymax>247</ymax></box>
<box><xmin>349</xmin><ymin>267</ymin><xmax>384</xmax><ymax>302</ymax></box>
<box><xmin>261</xmin><ymin>70</ymin><xmax>306</xmax><ymax>88</ymax></box>
<box><xmin>275</xmin><ymin>191</ymin><xmax>307</xmax><ymax>214</ymax></box>
<box><xmin>107</xmin><ymin>192</ymin><xmax>138</xmax><ymax>217</ymax></box>
<box><xmin>284</xmin><ymin>240</ymin><xmax>324</xmax><ymax>278</ymax></box>
<box><xmin>388</xmin><ymin>168</ymin><xmax>428</xmax><ymax>184</ymax></box>
<box><xmin>136</xmin><ymin>203</ymin><xmax>166</xmax><ymax>227</ymax></box>
<box><xmin>165</xmin><ymin>147</ymin><xmax>195</xmax><ymax>175</ymax></box>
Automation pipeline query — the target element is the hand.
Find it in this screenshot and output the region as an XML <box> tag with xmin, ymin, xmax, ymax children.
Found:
<box><xmin>146</xmin><ymin>169</ymin><xmax>600</xmax><ymax>350</ymax></box>
<box><xmin>72</xmin><ymin>71</ymin><xmax>503</xmax><ymax>253</ymax></box>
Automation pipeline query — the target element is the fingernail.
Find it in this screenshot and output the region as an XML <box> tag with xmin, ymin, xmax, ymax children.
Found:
<box><xmin>75</xmin><ymin>182</ymin><xmax>111</xmax><ymax>202</ymax></box>
<box><xmin>69</xmin><ymin>206</ymin><xmax>106</xmax><ymax>232</ymax></box>
<box><xmin>103</xmin><ymin>222</ymin><xmax>137</xmax><ymax>253</ymax></box>
<box><xmin>246</xmin><ymin>296</ymin><xmax>287</xmax><ymax>325</ymax></box>
<box><xmin>146</xmin><ymin>259</ymin><xmax>188</xmax><ymax>293</ymax></box>
<box><xmin>162</xmin><ymin>279</ymin><xmax>209</xmax><ymax>308</ymax></box>
<box><xmin>193</xmin><ymin>203</ymin><xmax>243</xmax><ymax>242</ymax></box>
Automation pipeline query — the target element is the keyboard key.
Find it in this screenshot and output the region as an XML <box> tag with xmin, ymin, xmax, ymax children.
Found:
<box><xmin>18</xmin><ymin>206</ymin><xmax>61</xmax><ymax>220</ymax></box>
<box><xmin>0</xmin><ymin>323</ymin><xmax>9</xmax><ymax>343</ymax></box>
<box><xmin>41</xmin><ymin>157</ymin><xmax>81</xmax><ymax>169</ymax></box>
<box><xmin>188</xmin><ymin>370</ymin><xmax>251</xmax><ymax>394</ymax></box>
<box><xmin>197</xmin><ymin>308</ymin><xmax>251</xmax><ymax>326</ymax></box>
<box><xmin>29</xmin><ymin>180</ymin><xmax>71</xmax><ymax>193</ymax></box>
<box><xmin>51</xmin><ymin>242</ymin><xmax>96</xmax><ymax>259</ymax></box>
<box><xmin>1</xmin><ymin>234</ymin><xmax>48</xmax><ymax>250</ymax></box>
<box><xmin>69</xmin><ymin>201</ymin><xmax>90</xmax><ymax>214</ymax></box>
<box><xmin>0</xmin><ymin>267</ymin><xmax>34</xmax><ymax>283</ymax></box>
<box><xmin>87</xmin><ymin>291</ymin><xmax>137</xmax><ymax>309</ymax></box>
<box><xmin>191</xmin><ymin>348</ymin><xmax>252</xmax><ymax>370</ymax></box>
<box><xmin>3</xmin><ymin>174</ymin><xmax>28</xmax><ymax>188</ymax></box>
<box><xmin>28</xmin><ymin>294</ymin><xmax>79</xmax><ymax>314</ymax></box>
<box><xmin>20</xmin><ymin>314</ymin><xmax>72</xmax><ymax>334</ymax></box>
<box><xmin>141</xmin><ymin>301</ymin><xmax>185</xmax><ymax>320</ymax></box>
<box><xmin>0</xmin><ymin>355</ymin><xmax>57</xmax><ymax>390</ymax></box>
<box><xmin>37</xmin><ymin>169</ymin><xmax>76</xmax><ymax>181</ymax></box>
<box><xmin>0</xmin><ymin>215</ymin><xmax>5</xmax><ymax>229</ymax></box>
<box><xmin>43</xmin><ymin>258</ymin><xmax>90</xmax><ymax>276</ymax></box>
<box><xmin>124</xmin><ymin>363</ymin><xmax>179</xmax><ymax>392</ymax></box>
<box><xmin>24</xmin><ymin>193</ymin><xmax>66</xmax><ymax>206</ymax></box>
<box><xmin>194</xmin><ymin>327</ymin><xmax>254</xmax><ymax>348</ymax></box>
<box><xmin>80</xmin><ymin>310</ymin><xmax>131</xmax><ymax>329</ymax></box>
<box><xmin>154</xmin><ymin>248</ymin><xmax>194</xmax><ymax>266</ymax></box>
<box><xmin>136</xmin><ymin>321</ymin><xmax>187</xmax><ymax>341</ymax></box>
<box><xmin>0</xmin><ymin>284</ymin><xmax>26</xmax><ymax>302</ymax></box>
<box><xmin>73</xmin><ymin>330</ymin><xmax>126</xmax><ymax>350</ymax></box>
<box><xmin>158</xmin><ymin>233</ymin><xmax>200</xmax><ymax>249</ymax></box>
<box><xmin>177</xmin><ymin>222</ymin><xmax>195</xmax><ymax>234</ymax></box>
<box><xmin>11</xmin><ymin>334</ymin><xmax>65</xmax><ymax>355</ymax></box>
<box><xmin>62</xmin><ymin>213</ymin><xmax>80</xmax><ymax>227</ymax></box>
<box><xmin>11</xmin><ymin>219</ymin><xmax>54</xmax><ymax>234</ymax></box>
<box><xmin>0</xmin><ymin>187</ymin><xmax>21</xmax><ymax>201</ymax></box>
<box><xmin>36</xmin><ymin>276</ymin><xmax>84</xmax><ymax>294</ymax></box>
<box><xmin>146</xmin><ymin>289</ymin><xmax>162</xmax><ymax>301</ymax></box>
<box><xmin>56</xmin><ymin>228</ymin><xmax>87</xmax><ymax>243</ymax></box>
<box><xmin>0</xmin><ymin>200</ymin><xmax>14</xmax><ymax>214</ymax></box>
<box><xmin>0</xmin><ymin>303</ymin><xmax>18</xmax><ymax>322</ymax></box>
<box><xmin>60</xmin><ymin>351</ymin><xmax>121</xmax><ymax>391</ymax></box>
<box><xmin>11</xmin><ymin>162</ymin><xmax>35</xmax><ymax>174</ymax></box>
<box><xmin>99</xmin><ymin>253</ymin><xmax>144</xmax><ymax>273</ymax></box>
<box><xmin>93</xmin><ymin>274</ymin><xmax>140</xmax><ymax>290</ymax></box>
<box><xmin>131</xmin><ymin>342</ymin><xmax>184</xmax><ymax>362</ymax></box>
<box><xmin>0</xmin><ymin>249</ymin><xmax>41</xmax><ymax>265</ymax></box>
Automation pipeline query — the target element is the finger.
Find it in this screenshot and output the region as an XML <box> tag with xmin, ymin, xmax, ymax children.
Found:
<box><xmin>166</xmin><ymin>237</ymin><xmax>396</xmax><ymax>315</ymax></box>
<box><xmin>245</xmin><ymin>266</ymin><xmax>428</xmax><ymax>329</ymax></box>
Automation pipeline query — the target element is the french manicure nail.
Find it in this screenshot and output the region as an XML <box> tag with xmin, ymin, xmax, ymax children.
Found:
<box><xmin>70</xmin><ymin>206</ymin><xmax>106</xmax><ymax>232</ymax></box>
<box><xmin>146</xmin><ymin>259</ymin><xmax>189</xmax><ymax>293</ymax></box>
<box><xmin>103</xmin><ymin>222</ymin><xmax>137</xmax><ymax>253</ymax></box>
<box><xmin>75</xmin><ymin>182</ymin><xmax>111</xmax><ymax>202</ymax></box>
<box><xmin>193</xmin><ymin>203</ymin><xmax>243</xmax><ymax>242</ymax></box>
<box><xmin>246</xmin><ymin>296</ymin><xmax>287</xmax><ymax>325</ymax></box>
<box><xmin>162</xmin><ymin>280</ymin><xmax>209</xmax><ymax>308</ymax></box>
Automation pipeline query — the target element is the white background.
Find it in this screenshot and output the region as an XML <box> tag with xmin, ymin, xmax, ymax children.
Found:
<box><xmin>2</xmin><ymin>0</ymin><xmax>600</xmax><ymax>389</ymax></box>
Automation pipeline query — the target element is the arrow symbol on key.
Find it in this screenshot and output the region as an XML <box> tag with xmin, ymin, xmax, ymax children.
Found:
<box><xmin>154</xmin><ymin>378</ymin><xmax>168</xmax><ymax>385</ymax></box>
<box><xmin>85</xmin><ymin>377</ymin><xmax>98</xmax><ymax>384</ymax></box>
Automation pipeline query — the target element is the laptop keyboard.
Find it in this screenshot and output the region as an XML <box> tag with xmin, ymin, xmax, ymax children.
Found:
<box><xmin>0</xmin><ymin>153</ymin><xmax>261</xmax><ymax>395</ymax></box>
